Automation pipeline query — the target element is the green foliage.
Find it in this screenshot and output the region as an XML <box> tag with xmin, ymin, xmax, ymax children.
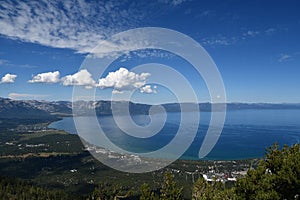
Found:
<box><xmin>140</xmin><ymin>183</ymin><xmax>158</xmax><ymax>200</ymax></box>
<box><xmin>160</xmin><ymin>171</ymin><xmax>183</xmax><ymax>200</ymax></box>
<box><xmin>191</xmin><ymin>143</ymin><xmax>300</xmax><ymax>200</ymax></box>
<box><xmin>90</xmin><ymin>183</ymin><xmax>116</xmax><ymax>200</ymax></box>
<box><xmin>192</xmin><ymin>178</ymin><xmax>236</xmax><ymax>200</ymax></box>
<box><xmin>89</xmin><ymin>182</ymin><xmax>138</xmax><ymax>200</ymax></box>
<box><xmin>0</xmin><ymin>176</ymin><xmax>72</xmax><ymax>200</ymax></box>
<box><xmin>140</xmin><ymin>183</ymin><xmax>152</xmax><ymax>200</ymax></box>
<box><xmin>235</xmin><ymin>143</ymin><xmax>300</xmax><ymax>200</ymax></box>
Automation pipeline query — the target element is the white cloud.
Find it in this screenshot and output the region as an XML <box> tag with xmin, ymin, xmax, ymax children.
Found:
<box><xmin>27</xmin><ymin>69</ymin><xmax>96</xmax><ymax>88</ymax></box>
<box><xmin>140</xmin><ymin>85</ymin><xmax>157</xmax><ymax>94</ymax></box>
<box><xmin>0</xmin><ymin>0</ymin><xmax>139</xmax><ymax>54</ymax></box>
<box><xmin>97</xmin><ymin>68</ymin><xmax>151</xmax><ymax>93</ymax></box>
<box><xmin>61</xmin><ymin>69</ymin><xmax>96</xmax><ymax>88</ymax></box>
<box><xmin>0</xmin><ymin>73</ymin><xmax>17</xmax><ymax>83</ymax></box>
<box><xmin>0</xmin><ymin>0</ymin><xmax>175</xmax><ymax>55</ymax></box>
<box><xmin>278</xmin><ymin>54</ymin><xmax>292</xmax><ymax>62</ymax></box>
<box><xmin>8</xmin><ymin>93</ymin><xmax>49</xmax><ymax>100</ymax></box>
<box><xmin>28</xmin><ymin>71</ymin><xmax>60</xmax><ymax>83</ymax></box>
<box><xmin>24</xmin><ymin>68</ymin><xmax>156</xmax><ymax>93</ymax></box>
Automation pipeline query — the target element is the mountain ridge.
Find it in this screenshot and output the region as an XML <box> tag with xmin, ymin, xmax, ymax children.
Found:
<box><xmin>1</xmin><ymin>97</ymin><xmax>300</xmax><ymax>119</ymax></box>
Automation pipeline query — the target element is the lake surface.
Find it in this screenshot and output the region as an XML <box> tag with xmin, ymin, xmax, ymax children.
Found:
<box><xmin>49</xmin><ymin>109</ymin><xmax>300</xmax><ymax>160</ymax></box>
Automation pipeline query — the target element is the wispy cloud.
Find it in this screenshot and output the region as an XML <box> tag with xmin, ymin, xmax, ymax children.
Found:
<box><xmin>201</xmin><ymin>36</ymin><xmax>236</xmax><ymax>47</ymax></box>
<box><xmin>278</xmin><ymin>52</ymin><xmax>300</xmax><ymax>62</ymax></box>
<box><xmin>0</xmin><ymin>73</ymin><xmax>17</xmax><ymax>84</ymax></box>
<box><xmin>161</xmin><ymin>0</ymin><xmax>188</xmax><ymax>6</ymax></box>
<box><xmin>0</xmin><ymin>59</ymin><xmax>39</xmax><ymax>69</ymax></box>
<box><xmin>241</xmin><ymin>28</ymin><xmax>279</xmax><ymax>39</ymax></box>
<box><xmin>28</xmin><ymin>71</ymin><xmax>60</xmax><ymax>83</ymax></box>
<box><xmin>170</xmin><ymin>0</ymin><xmax>188</xmax><ymax>6</ymax></box>
<box><xmin>85</xmin><ymin>36</ymin><xmax>156</xmax><ymax>58</ymax></box>
<box><xmin>0</xmin><ymin>0</ymin><xmax>179</xmax><ymax>55</ymax></box>
<box><xmin>242</xmin><ymin>30</ymin><xmax>260</xmax><ymax>37</ymax></box>
<box><xmin>278</xmin><ymin>54</ymin><xmax>292</xmax><ymax>62</ymax></box>
<box><xmin>0</xmin><ymin>59</ymin><xmax>9</xmax><ymax>65</ymax></box>
<box><xmin>8</xmin><ymin>93</ymin><xmax>49</xmax><ymax>100</ymax></box>
<box><xmin>264</xmin><ymin>28</ymin><xmax>276</xmax><ymax>35</ymax></box>
<box><xmin>119</xmin><ymin>49</ymin><xmax>175</xmax><ymax>63</ymax></box>
<box><xmin>193</xmin><ymin>10</ymin><xmax>216</xmax><ymax>19</ymax></box>
<box><xmin>199</xmin><ymin>10</ymin><xmax>214</xmax><ymax>17</ymax></box>
<box><xmin>201</xmin><ymin>28</ymin><xmax>277</xmax><ymax>47</ymax></box>
<box><xmin>0</xmin><ymin>0</ymin><xmax>142</xmax><ymax>53</ymax></box>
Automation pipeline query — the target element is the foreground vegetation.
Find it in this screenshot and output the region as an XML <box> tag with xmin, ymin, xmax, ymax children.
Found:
<box><xmin>0</xmin><ymin>176</ymin><xmax>73</xmax><ymax>200</ymax></box>
<box><xmin>86</xmin><ymin>143</ymin><xmax>300</xmax><ymax>200</ymax></box>
<box><xmin>0</xmin><ymin>120</ymin><xmax>299</xmax><ymax>199</ymax></box>
<box><xmin>191</xmin><ymin>143</ymin><xmax>300</xmax><ymax>200</ymax></box>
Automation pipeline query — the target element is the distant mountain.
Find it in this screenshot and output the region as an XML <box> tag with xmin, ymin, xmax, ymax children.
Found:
<box><xmin>26</xmin><ymin>100</ymin><xmax>72</xmax><ymax>115</ymax></box>
<box><xmin>72</xmin><ymin>100</ymin><xmax>151</xmax><ymax>116</ymax></box>
<box><xmin>74</xmin><ymin>101</ymin><xmax>284</xmax><ymax>116</ymax></box>
<box><xmin>161</xmin><ymin>102</ymin><xmax>300</xmax><ymax>112</ymax></box>
<box><xmin>226</xmin><ymin>102</ymin><xmax>300</xmax><ymax>110</ymax></box>
<box><xmin>0</xmin><ymin>97</ymin><xmax>57</xmax><ymax>119</ymax></box>
<box><xmin>1</xmin><ymin>97</ymin><xmax>300</xmax><ymax>119</ymax></box>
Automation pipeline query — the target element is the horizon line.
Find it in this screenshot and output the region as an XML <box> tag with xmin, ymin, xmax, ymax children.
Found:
<box><xmin>1</xmin><ymin>97</ymin><xmax>300</xmax><ymax>105</ymax></box>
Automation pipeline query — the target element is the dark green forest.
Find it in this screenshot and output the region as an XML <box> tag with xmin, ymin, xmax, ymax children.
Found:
<box><xmin>0</xmin><ymin>143</ymin><xmax>299</xmax><ymax>200</ymax></box>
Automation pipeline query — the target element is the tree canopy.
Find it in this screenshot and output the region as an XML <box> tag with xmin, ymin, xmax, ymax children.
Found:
<box><xmin>192</xmin><ymin>143</ymin><xmax>300</xmax><ymax>200</ymax></box>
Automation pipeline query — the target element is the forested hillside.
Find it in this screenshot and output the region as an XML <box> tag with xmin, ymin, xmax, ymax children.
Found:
<box><xmin>0</xmin><ymin>143</ymin><xmax>299</xmax><ymax>199</ymax></box>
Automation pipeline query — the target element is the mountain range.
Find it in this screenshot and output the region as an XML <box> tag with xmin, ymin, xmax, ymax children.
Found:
<box><xmin>1</xmin><ymin>97</ymin><xmax>300</xmax><ymax>119</ymax></box>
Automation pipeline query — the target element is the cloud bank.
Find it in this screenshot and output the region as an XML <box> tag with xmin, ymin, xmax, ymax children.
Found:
<box><xmin>27</xmin><ymin>68</ymin><xmax>156</xmax><ymax>93</ymax></box>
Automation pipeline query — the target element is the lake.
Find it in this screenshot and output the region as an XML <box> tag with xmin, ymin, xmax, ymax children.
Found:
<box><xmin>49</xmin><ymin>109</ymin><xmax>300</xmax><ymax>160</ymax></box>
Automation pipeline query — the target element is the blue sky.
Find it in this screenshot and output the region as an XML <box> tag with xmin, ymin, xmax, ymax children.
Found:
<box><xmin>0</xmin><ymin>0</ymin><xmax>300</xmax><ymax>103</ymax></box>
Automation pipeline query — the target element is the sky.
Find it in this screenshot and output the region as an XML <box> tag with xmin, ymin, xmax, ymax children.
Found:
<box><xmin>0</xmin><ymin>0</ymin><xmax>300</xmax><ymax>104</ymax></box>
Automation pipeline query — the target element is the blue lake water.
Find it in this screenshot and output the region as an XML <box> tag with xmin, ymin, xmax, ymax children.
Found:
<box><xmin>49</xmin><ymin>109</ymin><xmax>300</xmax><ymax>160</ymax></box>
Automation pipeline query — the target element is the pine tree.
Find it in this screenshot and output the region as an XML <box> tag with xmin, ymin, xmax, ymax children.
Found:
<box><xmin>160</xmin><ymin>171</ymin><xmax>183</xmax><ymax>200</ymax></box>
<box><xmin>235</xmin><ymin>143</ymin><xmax>300</xmax><ymax>200</ymax></box>
<box><xmin>192</xmin><ymin>177</ymin><xmax>235</xmax><ymax>200</ymax></box>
